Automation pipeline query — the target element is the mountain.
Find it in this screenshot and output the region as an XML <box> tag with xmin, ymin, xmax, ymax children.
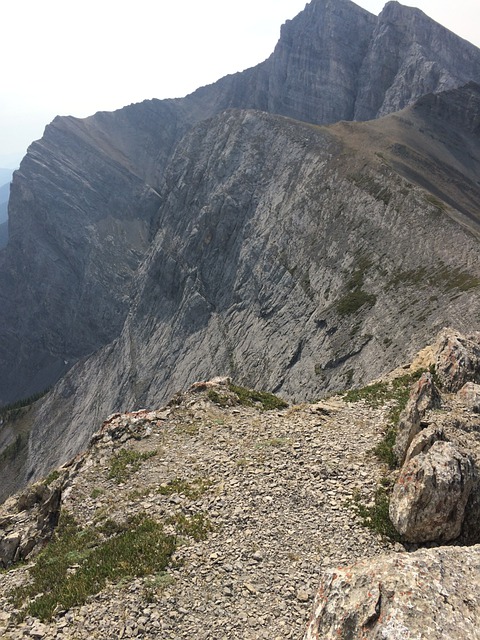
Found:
<box><xmin>0</xmin><ymin>0</ymin><xmax>480</xmax><ymax>496</ymax></box>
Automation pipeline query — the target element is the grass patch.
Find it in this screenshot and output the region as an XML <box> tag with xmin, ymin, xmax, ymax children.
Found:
<box><xmin>335</xmin><ymin>289</ymin><xmax>377</xmax><ymax>316</ymax></box>
<box><xmin>44</xmin><ymin>470</ymin><xmax>61</xmax><ymax>486</ymax></box>
<box><xmin>349</xmin><ymin>173</ymin><xmax>393</xmax><ymax>205</ymax></box>
<box><xmin>107</xmin><ymin>448</ymin><xmax>157</xmax><ymax>484</ymax></box>
<box><xmin>345</xmin><ymin>369</ymin><xmax>429</xmax><ymax>467</ymax></box>
<box><xmin>228</xmin><ymin>383</ymin><xmax>288</xmax><ymax>411</ymax></box>
<box><xmin>387</xmin><ymin>264</ymin><xmax>480</xmax><ymax>293</ymax></box>
<box><xmin>11</xmin><ymin>512</ymin><xmax>176</xmax><ymax>621</ymax></box>
<box><xmin>351</xmin><ymin>486</ymin><xmax>400</xmax><ymax>541</ymax></box>
<box><xmin>206</xmin><ymin>389</ymin><xmax>231</xmax><ymax>408</ymax></box>
<box><xmin>157</xmin><ymin>477</ymin><xmax>213</xmax><ymax>500</ymax></box>
<box><xmin>255</xmin><ymin>437</ymin><xmax>290</xmax><ymax>449</ymax></box>
<box><xmin>334</xmin><ymin>255</ymin><xmax>376</xmax><ymax>317</ymax></box>
<box><xmin>0</xmin><ymin>432</ymin><xmax>28</xmax><ymax>463</ymax></box>
<box><xmin>170</xmin><ymin>512</ymin><xmax>214</xmax><ymax>542</ymax></box>
<box><xmin>373</xmin><ymin>428</ymin><xmax>398</xmax><ymax>469</ymax></box>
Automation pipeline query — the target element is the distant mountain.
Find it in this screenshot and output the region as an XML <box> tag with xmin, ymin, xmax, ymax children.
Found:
<box><xmin>0</xmin><ymin>0</ymin><xmax>480</xmax><ymax>496</ymax></box>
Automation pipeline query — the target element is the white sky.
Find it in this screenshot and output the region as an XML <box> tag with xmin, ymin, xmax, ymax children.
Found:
<box><xmin>1</xmin><ymin>0</ymin><xmax>479</xmax><ymax>167</ymax></box>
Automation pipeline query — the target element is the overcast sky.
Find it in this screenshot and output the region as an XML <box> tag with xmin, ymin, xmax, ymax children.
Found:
<box><xmin>1</xmin><ymin>0</ymin><xmax>479</xmax><ymax>167</ymax></box>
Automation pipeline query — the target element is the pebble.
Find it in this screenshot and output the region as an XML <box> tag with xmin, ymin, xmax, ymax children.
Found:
<box><xmin>0</xmin><ymin>389</ymin><xmax>394</xmax><ymax>640</ymax></box>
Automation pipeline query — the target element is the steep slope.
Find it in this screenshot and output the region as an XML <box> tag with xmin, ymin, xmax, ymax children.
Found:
<box><xmin>4</xmin><ymin>88</ymin><xmax>480</xmax><ymax>496</ymax></box>
<box><xmin>332</xmin><ymin>82</ymin><xmax>480</xmax><ymax>238</ymax></box>
<box><xmin>2</xmin><ymin>0</ymin><xmax>480</xmax><ymax>406</ymax></box>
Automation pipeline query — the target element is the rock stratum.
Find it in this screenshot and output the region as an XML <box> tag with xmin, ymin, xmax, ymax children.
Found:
<box><xmin>0</xmin><ymin>0</ymin><xmax>480</xmax><ymax>525</ymax></box>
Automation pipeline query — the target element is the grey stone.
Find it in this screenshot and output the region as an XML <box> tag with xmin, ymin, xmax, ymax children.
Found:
<box><xmin>389</xmin><ymin>441</ymin><xmax>475</xmax><ymax>543</ymax></box>
<box><xmin>393</xmin><ymin>372</ymin><xmax>442</xmax><ymax>466</ymax></box>
<box><xmin>458</xmin><ymin>381</ymin><xmax>480</xmax><ymax>413</ymax></box>
<box><xmin>404</xmin><ymin>424</ymin><xmax>445</xmax><ymax>463</ymax></box>
<box><xmin>304</xmin><ymin>545</ymin><xmax>480</xmax><ymax>640</ymax></box>
<box><xmin>434</xmin><ymin>329</ymin><xmax>480</xmax><ymax>392</ymax></box>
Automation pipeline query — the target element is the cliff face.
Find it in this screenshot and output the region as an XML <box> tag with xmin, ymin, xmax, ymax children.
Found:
<box><xmin>5</xmin><ymin>85</ymin><xmax>480</xmax><ymax>495</ymax></box>
<box><xmin>1</xmin><ymin>1</ymin><xmax>480</xmax><ymax>496</ymax></box>
<box><xmin>2</xmin><ymin>0</ymin><xmax>480</xmax><ymax>406</ymax></box>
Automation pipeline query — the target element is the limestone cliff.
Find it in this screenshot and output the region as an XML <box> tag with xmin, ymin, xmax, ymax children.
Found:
<box><xmin>1</xmin><ymin>0</ymin><xmax>480</xmax><ymax>406</ymax></box>
<box><xmin>5</xmin><ymin>87</ymin><xmax>480</xmax><ymax>498</ymax></box>
<box><xmin>1</xmin><ymin>1</ymin><xmax>480</xmax><ymax>498</ymax></box>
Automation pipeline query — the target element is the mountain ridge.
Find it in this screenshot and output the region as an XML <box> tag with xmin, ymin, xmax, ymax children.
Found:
<box><xmin>0</xmin><ymin>0</ymin><xmax>480</xmax><ymax>500</ymax></box>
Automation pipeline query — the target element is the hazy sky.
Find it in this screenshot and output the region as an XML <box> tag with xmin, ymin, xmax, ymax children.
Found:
<box><xmin>1</xmin><ymin>0</ymin><xmax>479</xmax><ymax>167</ymax></box>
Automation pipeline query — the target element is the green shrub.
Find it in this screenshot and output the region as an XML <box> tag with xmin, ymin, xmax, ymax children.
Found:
<box><xmin>12</xmin><ymin>512</ymin><xmax>176</xmax><ymax>621</ymax></box>
<box><xmin>228</xmin><ymin>383</ymin><xmax>288</xmax><ymax>411</ymax></box>
<box><xmin>157</xmin><ymin>477</ymin><xmax>213</xmax><ymax>499</ymax></box>
<box><xmin>345</xmin><ymin>369</ymin><xmax>428</xmax><ymax>467</ymax></box>
<box><xmin>171</xmin><ymin>512</ymin><xmax>214</xmax><ymax>542</ymax></box>
<box><xmin>352</xmin><ymin>486</ymin><xmax>400</xmax><ymax>541</ymax></box>
<box><xmin>107</xmin><ymin>448</ymin><xmax>157</xmax><ymax>483</ymax></box>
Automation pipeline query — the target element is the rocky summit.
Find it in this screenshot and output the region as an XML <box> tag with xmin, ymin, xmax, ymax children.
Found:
<box><xmin>1</xmin><ymin>329</ymin><xmax>480</xmax><ymax>638</ymax></box>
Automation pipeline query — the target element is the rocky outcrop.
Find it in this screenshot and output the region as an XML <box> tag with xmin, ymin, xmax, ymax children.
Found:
<box><xmin>393</xmin><ymin>372</ymin><xmax>442</xmax><ymax>465</ymax></box>
<box><xmin>304</xmin><ymin>545</ymin><xmax>480</xmax><ymax>640</ymax></box>
<box><xmin>389</xmin><ymin>441</ymin><xmax>476</xmax><ymax>542</ymax></box>
<box><xmin>0</xmin><ymin>480</ymin><xmax>62</xmax><ymax>568</ymax></box>
<box><xmin>388</xmin><ymin>330</ymin><xmax>480</xmax><ymax>544</ymax></box>
<box><xmin>458</xmin><ymin>382</ymin><xmax>480</xmax><ymax>413</ymax></box>
<box><xmin>434</xmin><ymin>328</ymin><xmax>480</xmax><ymax>391</ymax></box>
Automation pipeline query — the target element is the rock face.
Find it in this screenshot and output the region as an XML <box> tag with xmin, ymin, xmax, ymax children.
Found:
<box><xmin>389</xmin><ymin>441</ymin><xmax>476</xmax><ymax>542</ymax></box>
<box><xmin>389</xmin><ymin>330</ymin><xmax>480</xmax><ymax>544</ymax></box>
<box><xmin>435</xmin><ymin>329</ymin><xmax>480</xmax><ymax>392</ymax></box>
<box><xmin>304</xmin><ymin>545</ymin><xmax>480</xmax><ymax>640</ymax></box>
<box><xmin>1</xmin><ymin>0</ymin><xmax>480</xmax><ymax>407</ymax></box>
<box><xmin>458</xmin><ymin>382</ymin><xmax>480</xmax><ymax>413</ymax></box>
<box><xmin>1</xmin><ymin>3</ymin><xmax>480</xmax><ymax>498</ymax></box>
<box><xmin>393</xmin><ymin>372</ymin><xmax>442</xmax><ymax>465</ymax></box>
<box><xmin>0</xmin><ymin>480</ymin><xmax>62</xmax><ymax>567</ymax></box>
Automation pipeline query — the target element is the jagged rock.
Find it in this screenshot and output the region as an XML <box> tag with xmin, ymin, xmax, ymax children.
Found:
<box><xmin>434</xmin><ymin>329</ymin><xmax>480</xmax><ymax>392</ymax></box>
<box><xmin>304</xmin><ymin>545</ymin><xmax>480</xmax><ymax>640</ymax></box>
<box><xmin>404</xmin><ymin>424</ymin><xmax>445</xmax><ymax>463</ymax></box>
<box><xmin>458</xmin><ymin>381</ymin><xmax>480</xmax><ymax>413</ymax></box>
<box><xmin>0</xmin><ymin>480</ymin><xmax>62</xmax><ymax>568</ymax></box>
<box><xmin>393</xmin><ymin>372</ymin><xmax>442</xmax><ymax>465</ymax></box>
<box><xmin>389</xmin><ymin>441</ymin><xmax>475</xmax><ymax>542</ymax></box>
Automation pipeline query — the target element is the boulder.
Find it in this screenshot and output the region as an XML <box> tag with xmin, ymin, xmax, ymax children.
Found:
<box><xmin>434</xmin><ymin>329</ymin><xmax>480</xmax><ymax>392</ymax></box>
<box><xmin>404</xmin><ymin>424</ymin><xmax>445</xmax><ymax>463</ymax></box>
<box><xmin>304</xmin><ymin>545</ymin><xmax>480</xmax><ymax>640</ymax></box>
<box><xmin>457</xmin><ymin>381</ymin><xmax>480</xmax><ymax>413</ymax></box>
<box><xmin>393</xmin><ymin>372</ymin><xmax>441</xmax><ymax>465</ymax></box>
<box><xmin>389</xmin><ymin>441</ymin><xmax>475</xmax><ymax>543</ymax></box>
<box><xmin>0</xmin><ymin>480</ymin><xmax>62</xmax><ymax>568</ymax></box>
